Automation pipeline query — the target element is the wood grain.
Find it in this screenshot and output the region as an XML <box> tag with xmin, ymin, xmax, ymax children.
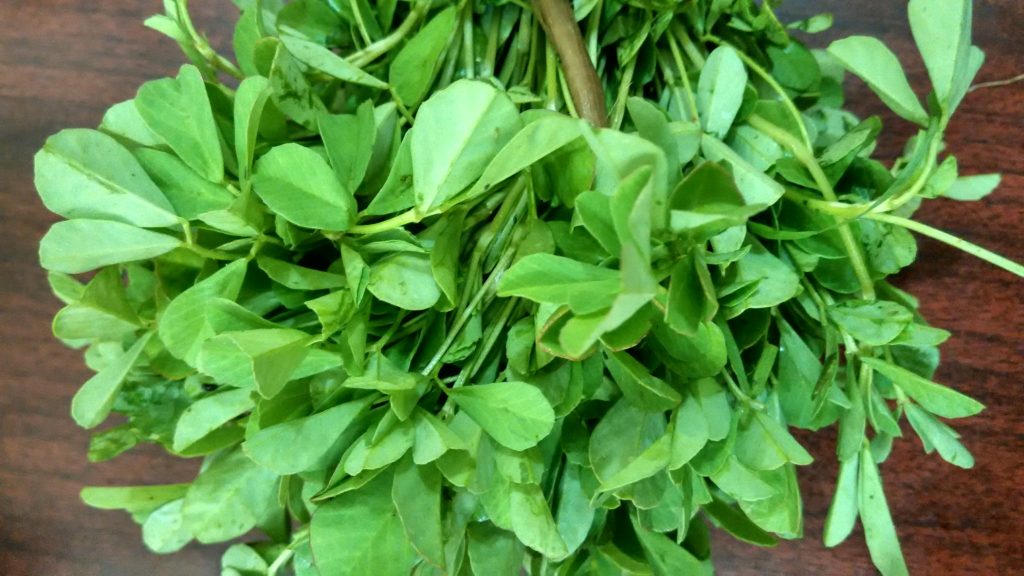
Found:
<box><xmin>0</xmin><ymin>1</ymin><xmax>1020</xmax><ymax>574</ymax></box>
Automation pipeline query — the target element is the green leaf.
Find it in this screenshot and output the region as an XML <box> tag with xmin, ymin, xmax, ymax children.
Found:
<box><xmin>134</xmin><ymin>149</ymin><xmax>234</xmax><ymax>220</ymax></box>
<box><xmin>590</xmin><ymin>398</ymin><xmax>669</xmax><ymax>491</ymax></box>
<box><xmin>136</xmin><ymin>65</ymin><xmax>224</xmax><ymax>182</ymax></box>
<box><xmin>701</xmin><ymin>135</ymin><xmax>785</xmax><ymax>206</ymax></box>
<box><xmin>467</xmin><ymin>523</ymin><xmax>525</xmax><ymax>576</ymax></box>
<box><xmin>158</xmin><ymin>259</ymin><xmax>247</xmax><ymax>365</ymax></box>
<box><xmin>389</xmin><ymin>6</ymin><xmax>457</xmax><ymax>108</ymax></box>
<box><xmin>605</xmin><ymin>350</ymin><xmax>682</xmax><ymax>411</ymax></box>
<box><xmin>367</xmin><ymin>252</ymin><xmax>442</xmax><ymax>311</ymax></box>
<box><xmin>509</xmin><ymin>482</ymin><xmax>569</xmax><ymax>559</ymax></box>
<box><xmin>908</xmin><ymin>0</ymin><xmax>973</xmax><ymax>112</ymax></box>
<box><xmin>172</xmin><ymin>388</ymin><xmax>254</xmax><ymax>452</ymax></box>
<box><xmin>182</xmin><ymin>449</ymin><xmax>278</xmax><ymax>543</ymax></box>
<box><xmin>412</xmin><ymin>80</ymin><xmax>522</xmax><ymax>213</ymax></box>
<box><xmin>310</xmin><ymin>470</ymin><xmax>416</xmax><ymax>576</ymax></box>
<box><xmin>697</xmin><ymin>46</ymin><xmax>748</xmax><ymax>138</ymax></box>
<box><xmin>35</xmin><ymin>129</ymin><xmax>178</xmax><ymax>227</ymax></box>
<box><xmin>448</xmin><ymin>382</ymin><xmax>555</xmax><ymax>451</ymax></box>
<box><xmin>233</xmin><ymin>75</ymin><xmax>272</xmax><ymax>187</ymax></box>
<box><xmin>256</xmin><ymin>254</ymin><xmax>346</xmax><ymax>290</ymax></box>
<box><xmin>703</xmin><ymin>496</ymin><xmax>778</xmax><ymax>547</ymax></box>
<box><xmin>269</xmin><ymin>40</ymin><xmax>327</xmax><ymax>129</ymax></box>
<box><xmin>905</xmin><ymin>403</ymin><xmax>975</xmax><ymax>468</ymax></box>
<box><xmin>631</xmin><ymin>514</ymin><xmax>709</xmax><ymax>576</ymax></box>
<box><xmin>824</xmin><ymin>453</ymin><xmax>860</xmax><ymax>547</ymax></box>
<box><xmin>392</xmin><ymin>456</ymin><xmax>445</xmax><ymax>569</ymax></box>
<box><xmin>244</xmin><ymin>395</ymin><xmax>375</xmax><ymax>474</ymax></box>
<box><xmin>944</xmin><ymin>174</ymin><xmax>1000</xmax><ymax>201</ymax></box>
<box><xmin>735</xmin><ymin>411</ymin><xmax>814</xmax><ymax>470</ymax></box>
<box><xmin>858</xmin><ymin>447</ymin><xmax>909</xmax><ymax>576</ymax></box>
<box><xmin>829</xmin><ymin>300</ymin><xmax>914</xmax><ymax>346</ymax></box>
<box><xmin>498</xmin><ymin>254</ymin><xmax>619</xmax><ymax>313</ymax></box>
<box><xmin>668</xmin><ymin>394</ymin><xmax>710</xmax><ymax>469</ymax></box>
<box><xmin>197</xmin><ymin>328</ymin><xmax>311</xmax><ymax>399</ymax></box>
<box><xmin>99</xmin><ymin>99</ymin><xmax>165</xmax><ymax>147</ymax></box>
<box><xmin>827</xmin><ymin>36</ymin><xmax>929</xmax><ymax>125</ymax></box>
<box><xmin>142</xmin><ymin>499</ymin><xmax>193</xmax><ymax>554</ymax></box>
<box><xmin>319</xmin><ymin>101</ymin><xmax>377</xmax><ymax>193</ymax></box>
<box><xmin>39</xmin><ymin>220</ymin><xmax>181</xmax><ymax>274</ymax></box>
<box><xmin>81</xmin><ymin>483</ymin><xmax>189</xmax><ymax>516</ymax></box>
<box><xmin>467</xmin><ymin>114</ymin><xmax>584</xmax><ymax>200</ymax></box>
<box><xmin>412</xmin><ymin>409</ymin><xmax>466</xmax><ymax>465</ymax></box>
<box><xmin>280</xmin><ymin>34</ymin><xmax>388</xmax><ymax>89</ymax></box>
<box><xmin>862</xmin><ymin>357</ymin><xmax>984</xmax><ymax>418</ymax></box>
<box><xmin>252</xmin><ymin>143</ymin><xmax>356</xmax><ymax>232</ymax></box>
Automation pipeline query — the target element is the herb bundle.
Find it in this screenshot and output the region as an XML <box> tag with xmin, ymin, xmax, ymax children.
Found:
<box><xmin>35</xmin><ymin>0</ymin><xmax>1023</xmax><ymax>575</ymax></box>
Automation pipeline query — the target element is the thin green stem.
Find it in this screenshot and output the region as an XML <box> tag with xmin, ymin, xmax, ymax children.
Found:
<box><xmin>665</xmin><ymin>34</ymin><xmax>700</xmax><ymax>122</ymax></box>
<box><xmin>462</xmin><ymin>5</ymin><xmax>477</xmax><ymax>79</ymax></box>
<box><xmin>482</xmin><ymin>7</ymin><xmax>501</xmax><ymax>77</ymax></box>
<box><xmin>609</xmin><ymin>55</ymin><xmax>637</xmax><ymax>129</ymax></box>
<box><xmin>544</xmin><ymin>41</ymin><xmax>559</xmax><ymax>109</ymax></box>
<box><xmin>348</xmin><ymin>1</ymin><xmax>429</xmax><ymax>68</ymax></box>
<box><xmin>350</xmin><ymin>208</ymin><xmax>422</xmax><ymax>234</ymax></box>
<box><xmin>673</xmin><ymin>23</ymin><xmax>706</xmax><ymax>68</ymax></box>
<box><xmin>349</xmin><ymin>0</ymin><xmax>374</xmax><ymax>45</ymax></box>
<box><xmin>865</xmin><ymin>212</ymin><xmax>1024</xmax><ymax>277</ymax></box>
<box><xmin>749</xmin><ymin>114</ymin><xmax>876</xmax><ymax>299</ymax></box>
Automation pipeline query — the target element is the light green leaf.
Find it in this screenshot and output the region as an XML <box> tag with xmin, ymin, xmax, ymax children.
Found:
<box><xmin>497</xmin><ymin>254</ymin><xmax>619</xmax><ymax>312</ymax></box>
<box><xmin>467</xmin><ymin>114</ymin><xmax>584</xmax><ymax>200</ymax></box>
<box><xmin>40</xmin><ymin>220</ymin><xmax>181</xmax><ymax>274</ymax></box>
<box><xmin>244</xmin><ymin>395</ymin><xmax>374</xmax><ymax>474</ymax></box>
<box><xmin>233</xmin><ymin>75</ymin><xmax>272</xmax><ymax>187</ymax></box>
<box><xmin>252</xmin><ymin>143</ymin><xmax>356</xmax><ymax>231</ymax></box>
<box><xmin>697</xmin><ymin>46</ymin><xmax>748</xmax><ymax>138</ymax></box>
<box><xmin>859</xmin><ymin>447</ymin><xmax>909</xmax><ymax>576</ymax></box>
<box><xmin>590</xmin><ymin>398</ymin><xmax>668</xmax><ymax>490</ymax></box>
<box><xmin>319</xmin><ymin>101</ymin><xmax>377</xmax><ymax>192</ymax></box>
<box><xmin>668</xmin><ymin>394</ymin><xmax>710</xmax><ymax>470</ymax></box>
<box><xmin>99</xmin><ymin>99</ymin><xmax>165</xmax><ymax>147</ymax></box>
<box><xmin>35</xmin><ymin>129</ymin><xmax>178</xmax><ymax>227</ymax></box>
<box><xmin>367</xmin><ymin>252</ymin><xmax>441</xmax><ymax>311</ymax></box>
<box><xmin>81</xmin><ymin>483</ymin><xmax>189</xmax><ymax>517</ymax></box>
<box><xmin>944</xmin><ymin>173</ymin><xmax>1000</xmax><ymax>201</ymax></box>
<box><xmin>142</xmin><ymin>499</ymin><xmax>193</xmax><ymax>554</ymax></box>
<box><xmin>269</xmin><ymin>41</ymin><xmax>327</xmax><ymax>129</ymax></box>
<box><xmin>197</xmin><ymin>328</ymin><xmax>312</xmax><ymax>398</ymax></box>
<box><xmin>735</xmin><ymin>411</ymin><xmax>814</xmax><ymax>470</ymax></box>
<box><xmin>905</xmin><ymin>403</ymin><xmax>975</xmax><ymax>468</ymax></box>
<box><xmin>389</xmin><ymin>6</ymin><xmax>457</xmax><ymax>108</ymax></box>
<box><xmin>829</xmin><ymin>300</ymin><xmax>914</xmax><ymax>346</ymax></box>
<box><xmin>280</xmin><ymin>34</ymin><xmax>388</xmax><ymax>89</ymax></box>
<box><xmin>310</xmin><ymin>470</ymin><xmax>416</xmax><ymax>576</ymax></box>
<box><xmin>158</xmin><ymin>259</ymin><xmax>247</xmax><ymax>365</ymax></box>
<box><xmin>135</xmin><ymin>148</ymin><xmax>234</xmax><ymax>220</ymax></box>
<box><xmin>412</xmin><ymin>80</ymin><xmax>522</xmax><ymax>213</ymax></box>
<box><xmin>413</xmin><ymin>409</ymin><xmax>466</xmax><ymax>465</ymax></box>
<box><xmin>256</xmin><ymin>254</ymin><xmax>346</xmax><ymax>290</ymax></box>
<box><xmin>136</xmin><ymin>65</ymin><xmax>224</xmax><ymax>182</ymax></box>
<box><xmin>862</xmin><ymin>357</ymin><xmax>984</xmax><ymax>418</ymax></box>
<box><xmin>827</xmin><ymin>36</ymin><xmax>929</xmax><ymax>125</ymax></box>
<box><xmin>631</xmin><ymin>514</ymin><xmax>709</xmax><ymax>576</ymax></box>
<box><xmin>824</xmin><ymin>453</ymin><xmax>860</xmax><ymax>547</ymax></box>
<box><xmin>908</xmin><ymin>0</ymin><xmax>973</xmax><ymax>112</ymax></box>
<box><xmin>509</xmin><ymin>482</ymin><xmax>569</xmax><ymax>559</ymax></box>
<box><xmin>467</xmin><ymin>523</ymin><xmax>525</xmax><ymax>576</ymax></box>
<box><xmin>392</xmin><ymin>456</ymin><xmax>445</xmax><ymax>569</ymax></box>
<box><xmin>182</xmin><ymin>449</ymin><xmax>279</xmax><ymax>543</ymax></box>
<box><xmin>701</xmin><ymin>135</ymin><xmax>784</xmax><ymax>206</ymax></box>
<box><xmin>173</xmin><ymin>388</ymin><xmax>254</xmax><ymax>452</ymax></box>
<box><xmin>449</xmin><ymin>382</ymin><xmax>555</xmax><ymax>451</ymax></box>
<box><xmin>605</xmin><ymin>350</ymin><xmax>682</xmax><ymax>411</ymax></box>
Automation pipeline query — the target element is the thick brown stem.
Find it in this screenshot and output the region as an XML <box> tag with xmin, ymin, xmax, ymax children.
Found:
<box><xmin>531</xmin><ymin>0</ymin><xmax>608</xmax><ymax>127</ymax></box>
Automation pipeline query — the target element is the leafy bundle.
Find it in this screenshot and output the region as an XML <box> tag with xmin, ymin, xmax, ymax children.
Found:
<box><xmin>36</xmin><ymin>0</ymin><xmax>1022</xmax><ymax>574</ymax></box>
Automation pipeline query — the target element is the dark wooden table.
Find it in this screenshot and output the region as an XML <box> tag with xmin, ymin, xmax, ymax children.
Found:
<box><xmin>1</xmin><ymin>1</ymin><xmax>1020</xmax><ymax>574</ymax></box>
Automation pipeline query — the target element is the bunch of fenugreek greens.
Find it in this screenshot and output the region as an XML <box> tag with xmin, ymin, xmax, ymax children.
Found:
<box><xmin>35</xmin><ymin>0</ymin><xmax>1023</xmax><ymax>574</ymax></box>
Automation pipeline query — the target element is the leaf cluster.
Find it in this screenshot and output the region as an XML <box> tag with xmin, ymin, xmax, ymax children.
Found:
<box><xmin>35</xmin><ymin>0</ymin><xmax>1020</xmax><ymax>575</ymax></box>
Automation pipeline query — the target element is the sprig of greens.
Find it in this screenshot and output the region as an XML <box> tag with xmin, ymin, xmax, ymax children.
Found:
<box><xmin>36</xmin><ymin>0</ymin><xmax>1021</xmax><ymax>574</ymax></box>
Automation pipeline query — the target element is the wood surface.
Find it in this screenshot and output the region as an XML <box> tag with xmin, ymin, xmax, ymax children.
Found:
<box><xmin>0</xmin><ymin>1</ymin><xmax>1020</xmax><ymax>574</ymax></box>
